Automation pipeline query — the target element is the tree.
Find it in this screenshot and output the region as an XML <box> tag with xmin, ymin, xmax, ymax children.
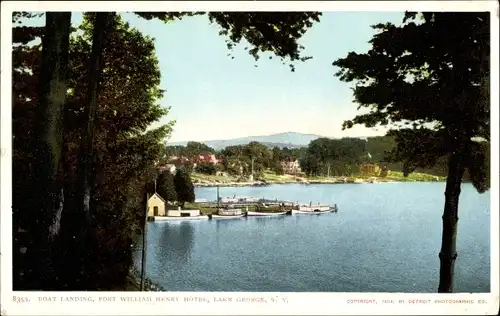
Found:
<box><xmin>185</xmin><ymin>141</ymin><xmax>215</xmax><ymax>157</ymax></box>
<box><xmin>303</xmin><ymin>137</ymin><xmax>367</xmax><ymax>177</ymax></box>
<box><xmin>66</xmin><ymin>13</ymin><xmax>173</xmax><ymax>289</ymax></box>
<box><xmin>243</xmin><ymin>141</ymin><xmax>273</xmax><ymax>169</ymax></box>
<box><xmin>222</xmin><ymin>145</ymin><xmax>245</xmax><ymax>158</ymax></box>
<box><xmin>272</xmin><ymin>147</ymin><xmax>283</xmax><ymax>162</ymax></box>
<box><xmin>24</xmin><ymin>12</ymin><xmax>72</xmax><ymax>290</ymax></box>
<box><xmin>379</xmin><ymin>166</ymin><xmax>389</xmax><ymax>178</ymax></box>
<box><xmin>156</xmin><ymin>171</ymin><xmax>177</xmax><ymax>202</ymax></box>
<box><xmin>72</xmin><ymin>11</ymin><xmax>113</xmax><ymax>290</ymax></box>
<box><xmin>271</xmin><ymin>161</ymin><xmax>285</xmax><ymax>175</ymax></box>
<box><xmin>300</xmin><ymin>154</ymin><xmax>320</xmax><ymax>176</ymax></box>
<box><xmin>165</xmin><ymin>145</ymin><xmax>188</xmax><ymax>158</ymax></box>
<box><xmin>182</xmin><ymin>161</ymin><xmax>195</xmax><ymax>174</ymax></box>
<box><xmin>333</xmin><ymin>12</ymin><xmax>490</xmax><ymax>292</ymax></box>
<box><xmin>196</xmin><ymin>162</ymin><xmax>217</xmax><ymax>175</ymax></box>
<box><xmin>174</xmin><ymin>169</ymin><xmax>195</xmax><ymax>208</ymax></box>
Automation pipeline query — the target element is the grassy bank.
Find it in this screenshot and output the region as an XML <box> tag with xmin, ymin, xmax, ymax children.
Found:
<box><xmin>386</xmin><ymin>171</ymin><xmax>446</xmax><ymax>182</ymax></box>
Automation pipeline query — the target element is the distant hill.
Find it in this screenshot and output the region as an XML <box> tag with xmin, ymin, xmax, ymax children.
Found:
<box><xmin>167</xmin><ymin>132</ymin><xmax>328</xmax><ymax>150</ymax></box>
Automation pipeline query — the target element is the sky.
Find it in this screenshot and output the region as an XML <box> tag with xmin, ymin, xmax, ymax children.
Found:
<box><xmin>31</xmin><ymin>12</ymin><xmax>406</xmax><ymax>143</ymax></box>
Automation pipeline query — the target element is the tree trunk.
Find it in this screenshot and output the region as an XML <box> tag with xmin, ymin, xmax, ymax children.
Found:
<box><xmin>26</xmin><ymin>12</ymin><xmax>71</xmax><ymax>290</ymax></box>
<box><xmin>60</xmin><ymin>12</ymin><xmax>111</xmax><ymax>289</ymax></box>
<box><xmin>140</xmin><ymin>191</ymin><xmax>150</xmax><ymax>291</ymax></box>
<box><xmin>438</xmin><ymin>151</ymin><xmax>466</xmax><ymax>293</ymax></box>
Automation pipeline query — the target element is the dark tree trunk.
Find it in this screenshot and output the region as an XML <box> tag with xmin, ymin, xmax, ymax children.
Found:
<box><xmin>140</xmin><ymin>191</ymin><xmax>150</xmax><ymax>291</ymax></box>
<box><xmin>438</xmin><ymin>151</ymin><xmax>466</xmax><ymax>293</ymax></box>
<box><xmin>26</xmin><ymin>12</ymin><xmax>71</xmax><ymax>290</ymax></box>
<box><xmin>59</xmin><ymin>12</ymin><xmax>111</xmax><ymax>290</ymax></box>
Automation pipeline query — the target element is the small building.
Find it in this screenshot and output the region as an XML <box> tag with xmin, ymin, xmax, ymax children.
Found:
<box><xmin>147</xmin><ymin>192</ymin><xmax>166</xmax><ymax>217</ymax></box>
<box><xmin>196</xmin><ymin>152</ymin><xmax>219</xmax><ymax>164</ymax></box>
<box><xmin>281</xmin><ymin>159</ymin><xmax>301</xmax><ymax>175</ymax></box>
<box><xmin>360</xmin><ymin>163</ymin><xmax>381</xmax><ymax>176</ymax></box>
<box><xmin>158</xmin><ymin>163</ymin><xmax>176</xmax><ymax>174</ymax></box>
<box><xmin>169</xmin><ymin>156</ymin><xmax>190</xmax><ymax>165</ymax></box>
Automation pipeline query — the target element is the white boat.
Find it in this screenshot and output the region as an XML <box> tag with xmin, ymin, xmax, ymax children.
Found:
<box><xmin>291</xmin><ymin>209</ymin><xmax>334</xmax><ymax>215</ymax></box>
<box><xmin>246</xmin><ymin>211</ymin><xmax>287</xmax><ymax>217</ymax></box>
<box><xmin>209</xmin><ymin>208</ymin><xmax>245</xmax><ymax>219</ymax></box>
<box><xmin>220</xmin><ymin>197</ymin><xmax>239</xmax><ymax>203</ymax></box>
<box><xmin>210</xmin><ymin>213</ymin><xmax>246</xmax><ymax>219</ymax></box>
<box><xmin>152</xmin><ymin>215</ymin><xmax>209</xmax><ymax>221</ymax></box>
<box><xmin>291</xmin><ymin>204</ymin><xmax>338</xmax><ymax>214</ymax></box>
<box><xmin>151</xmin><ymin>209</ymin><xmax>209</xmax><ymax>221</ymax></box>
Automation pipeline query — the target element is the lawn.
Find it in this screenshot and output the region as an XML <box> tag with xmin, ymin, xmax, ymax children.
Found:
<box><xmin>191</xmin><ymin>172</ymin><xmax>237</xmax><ymax>182</ymax></box>
<box><xmin>386</xmin><ymin>171</ymin><xmax>445</xmax><ymax>182</ymax></box>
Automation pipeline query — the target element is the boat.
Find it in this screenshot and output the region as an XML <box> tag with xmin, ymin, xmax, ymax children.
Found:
<box><xmin>210</xmin><ymin>213</ymin><xmax>246</xmax><ymax>219</ymax></box>
<box><xmin>208</xmin><ymin>207</ymin><xmax>245</xmax><ymax>220</ymax></box>
<box><xmin>151</xmin><ymin>209</ymin><xmax>209</xmax><ymax>221</ymax></box>
<box><xmin>151</xmin><ymin>215</ymin><xmax>209</xmax><ymax>221</ymax></box>
<box><xmin>220</xmin><ymin>195</ymin><xmax>260</xmax><ymax>204</ymax></box>
<box><xmin>246</xmin><ymin>211</ymin><xmax>287</xmax><ymax>217</ymax></box>
<box><xmin>291</xmin><ymin>204</ymin><xmax>338</xmax><ymax>214</ymax></box>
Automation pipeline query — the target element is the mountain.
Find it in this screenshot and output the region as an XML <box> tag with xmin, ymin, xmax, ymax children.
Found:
<box><xmin>166</xmin><ymin>132</ymin><xmax>328</xmax><ymax>150</ymax></box>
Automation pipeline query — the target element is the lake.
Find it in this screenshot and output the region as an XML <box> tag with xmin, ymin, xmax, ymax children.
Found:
<box><xmin>134</xmin><ymin>182</ymin><xmax>490</xmax><ymax>293</ymax></box>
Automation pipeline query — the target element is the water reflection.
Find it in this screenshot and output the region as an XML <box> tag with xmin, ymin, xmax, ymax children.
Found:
<box><xmin>150</xmin><ymin>222</ymin><xmax>195</xmax><ymax>264</ymax></box>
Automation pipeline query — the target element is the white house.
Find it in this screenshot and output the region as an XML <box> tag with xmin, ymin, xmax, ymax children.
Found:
<box><xmin>158</xmin><ymin>163</ymin><xmax>176</xmax><ymax>175</ymax></box>
<box><xmin>281</xmin><ymin>159</ymin><xmax>301</xmax><ymax>175</ymax></box>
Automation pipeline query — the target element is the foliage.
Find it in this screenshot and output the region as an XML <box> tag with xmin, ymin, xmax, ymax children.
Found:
<box><xmin>136</xmin><ymin>12</ymin><xmax>322</xmax><ymax>71</ymax></box>
<box><xmin>300</xmin><ymin>154</ymin><xmax>321</xmax><ymax>176</ymax></box>
<box><xmin>164</xmin><ymin>135</ymin><xmax>460</xmax><ymax>179</ymax></box>
<box><xmin>221</xmin><ymin>145</ymin><xmax>245</xmax><ymax>158</ymax></box>
<box><xmin>155</xmin><ymin>171</ymin><xmax>177</xmax><ymax>202</ymax></box>
<box><xmin>165</xmin><ymin>141</ymin><xmax>215</xmax><ymax>159</ymax></box>
<box><xmin>12</xmin><ymin>13</ymin><xmax>172</xmax><ymax>290</ymax></box>
<box><xmin>300</xmin><ymin>137</ymin><xmax>367</xmax><ymax>176</ymax></box>
<box><xmin>73</xmin><ymin>15</ymin><xmax>174</xmax><ymax>289</ymax></box>
<box><xmin>333</xmin><ymin>12</ymin><xmax>490</xmax><ymax>189</ymax></box>
<box><xmin>164</xmin><ymin>145</ymin><xmax>187</xmax><ymax>157</ymax></box>
<box><xmin>379</xmin><ymin>166</ymin><xmax>389</xmax><ymax>178</ymax></box>
<box><xmin>181</xmin><ymin>161</ymin><xmax>195</xmax><ymax>174</ymax></box>
<box><xmin>196</xmin><ymin>162</ymin><xmax>217</xmax><ymax>175</ymax></box>
<box><xmin>186</xmin><ymin>141</ymin><xmax>215</xmax><ymax>155</ymax></box>
<box><xmin>173</xmin><ymin>169</ymin><xmax>196</xmax><ymax>207</ymax></box>
<box><xmin>271</xmin><ymin>161</ymin><xmax>285</xmax><ymax>175</ymax></box>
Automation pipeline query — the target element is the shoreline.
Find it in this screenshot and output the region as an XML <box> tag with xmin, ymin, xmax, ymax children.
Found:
<box><xmin>193</xmin><ymin>177</ymin><xmax>446</xmax><ymax>188</ymax></box>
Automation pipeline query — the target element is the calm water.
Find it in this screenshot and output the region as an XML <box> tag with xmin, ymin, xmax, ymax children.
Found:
<box><xmin>135</xmin><ymin>182</ymin><xmax>490</xmax><ymax>293</ymax></box>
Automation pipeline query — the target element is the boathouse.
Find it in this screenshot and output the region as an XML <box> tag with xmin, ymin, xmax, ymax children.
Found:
<box><xmin>147</xmin><ymin>192</ymin><xmax>166</xmax><ymax>217</ymax></box>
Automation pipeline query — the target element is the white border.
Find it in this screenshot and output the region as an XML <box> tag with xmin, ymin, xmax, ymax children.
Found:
<box><xmin>1</xmin><ymin>1</ymin><xmax>499</xmax><ymax>315</ymax></box>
